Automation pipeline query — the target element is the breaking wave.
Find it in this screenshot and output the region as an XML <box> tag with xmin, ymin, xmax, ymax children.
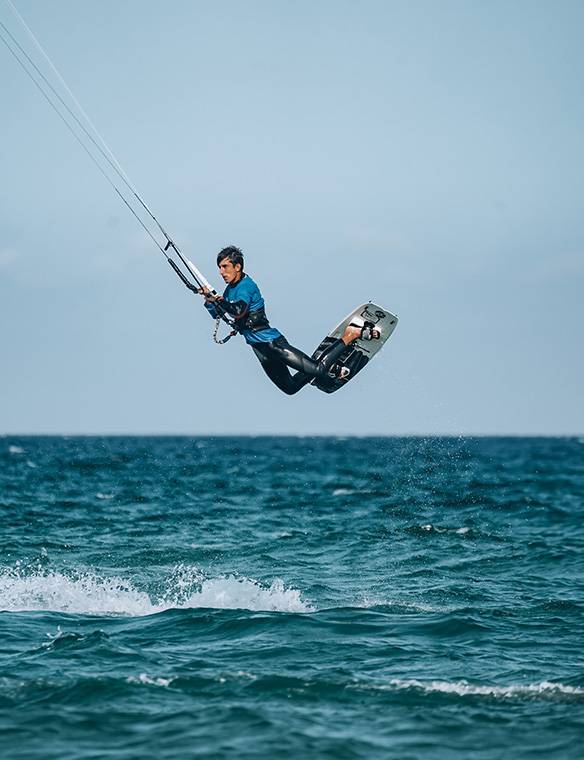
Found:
<box><xmin>0</xmin><ymin>565</ymin><xmax>312</xmax><ymax>615</ymax></box>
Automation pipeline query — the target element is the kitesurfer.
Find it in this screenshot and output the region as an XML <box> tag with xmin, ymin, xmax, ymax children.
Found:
<box><xmin>199</xmin><ymin>246</ymin><xmax>372</xmax><ymax>395</ymax></box>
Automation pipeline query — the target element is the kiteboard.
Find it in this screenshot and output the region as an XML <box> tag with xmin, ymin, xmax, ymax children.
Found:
<box><xmin>311</xmin><ymin>302</ymin><xmax>398</xmax><ymax>393</ymax></box>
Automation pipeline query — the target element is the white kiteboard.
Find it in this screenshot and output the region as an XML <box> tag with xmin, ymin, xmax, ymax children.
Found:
<box><xmin>311</xmin><ymin>302</ymin><xmax>398</xmax><ymax>393</ymax></box>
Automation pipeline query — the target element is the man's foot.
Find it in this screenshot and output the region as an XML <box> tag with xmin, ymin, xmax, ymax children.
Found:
<box><xmin>341</xmin><ymin>324</ymin><xmax>363</xmax><ymax>345</ymax></box>
<box><xmin>341</xmin><ymin>323</ymin><xmax>381</xmax><ymax>345</ymax></box>
<box><xmin>361</xmin><ymin>325</ymin><xmax>381</xmax><ymax>341</ymax></box>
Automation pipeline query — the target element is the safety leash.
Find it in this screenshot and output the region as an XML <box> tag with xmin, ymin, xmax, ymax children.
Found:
<box><xmin>213</xmin><ymin>317</ymin><xmax>237</xmax><ymax>345</ymax></box>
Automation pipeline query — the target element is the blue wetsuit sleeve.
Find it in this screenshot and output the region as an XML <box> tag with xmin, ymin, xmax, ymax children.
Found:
<box><xmin>219</xmin><ymin>279</ymin><xmax>254</xmax><ymax>319</ymax></box>
<box><xmin>204</xmin><ymin>297</ymin><xmax>248</xmax><ymax>319</ymax></box>
<box><xmin>220</xmin><ymin>299</ymin><xmax>250</xmax><ymax>318</ymax></box>
<box><xmin>203</xmin><ymin>278</ymin><xmax>256</xmax><ymax>321</ymax></box>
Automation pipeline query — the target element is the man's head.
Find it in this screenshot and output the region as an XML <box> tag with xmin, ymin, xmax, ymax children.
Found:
<box><xmin>217</xmin><ymin>245</ymin><xmax>244</xmax><ymax>285</ymax></box>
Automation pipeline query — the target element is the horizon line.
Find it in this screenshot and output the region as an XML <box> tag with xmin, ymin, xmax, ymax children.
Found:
<box><xmin>2</xmin><ymin>432</ymin><xmax>583</xmax><ymax>439</ymax></box>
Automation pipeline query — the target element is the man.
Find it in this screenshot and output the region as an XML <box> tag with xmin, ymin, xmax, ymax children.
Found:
<box><xmin>200</xmin><ymin>246</ymin><xmax>377</xmax><ymax>395</ymax></box>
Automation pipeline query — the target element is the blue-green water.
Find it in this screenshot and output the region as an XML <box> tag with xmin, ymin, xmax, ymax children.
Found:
<box><xmin>1</xmin><ymin>436</ymin><xmax>583</xmax><ymax>759</ymax></box>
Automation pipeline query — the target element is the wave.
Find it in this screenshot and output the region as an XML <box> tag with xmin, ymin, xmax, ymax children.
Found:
<box><xmin>358</xmin><ymin>678</ymin><xmax>584</xmax><ymax>701</ymax></box>
<box><xmin>12</xmin><ymin>671</ymin><xmax>579</xmax><ymax>704</ymax></box>
<box><xmin>0</xmin><ymin>565</ymin><xmax>312</xmax><ymax>615</ymax></box>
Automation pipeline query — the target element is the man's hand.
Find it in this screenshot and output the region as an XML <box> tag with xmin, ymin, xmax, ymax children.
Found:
<box><xmin>198</xmin><ymin>287</ymin><xmax>221</xmax><ymax>304</ymax></box>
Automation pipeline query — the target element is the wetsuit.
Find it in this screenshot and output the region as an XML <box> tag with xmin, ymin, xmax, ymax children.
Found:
<box><xmin>205</xmin><ymin>274</ymin><xmax>347</xmax><ymax>395</ymax></box>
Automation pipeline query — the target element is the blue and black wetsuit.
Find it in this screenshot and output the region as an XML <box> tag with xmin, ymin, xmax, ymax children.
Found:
<box><xmin>205</xmin><ymin>274</ymin><xmax>347</xmax><ymax>395</ymax></box>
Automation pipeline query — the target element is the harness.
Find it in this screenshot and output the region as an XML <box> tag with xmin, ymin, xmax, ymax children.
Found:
<box><xmin>236</xmin><ymin>306</ymin><xmax>270</xmax><ymax>332</ymax></box>
<box><xmin>213</xmin><ymin>306</ymin><xmax>271</xmax><ymax>344</ymax></box>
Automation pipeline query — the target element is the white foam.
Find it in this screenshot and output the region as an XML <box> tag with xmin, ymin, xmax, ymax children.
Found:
<box><xmin>8</xmin><ymin>445</ymin><xmax>24</xmax><ymax>455</ymax></box>
<box><xmin>128</xmin><ymin>674</ymin><xmax>174</xmax><ymax>687</ymax></box>
<box><xmin>0</xmin><ymin>565</ymin><xmax>312</xmax><ymax>615</ymax></box>
<box><xmin>0</xmin><ymin>567</ymin><xmax>152</xmax><ymax>615</ymax></box>
<box><xmin>96</xmin><ymin>492</ymin><xmax>114</xmax><ymax>500</ymax></box>
<box><xmin>128</xmin><ymin>670</ymin><xmax>256</xmax><ymax>689</ymax></box>
<box><xmin>175</xmin><ymin>575</ymin><xmax>311</xmax><ymax>613</ymax></box>
<box><xmin>369</xmin><ymin>678</ymin><xmax>584</xmax><ymax>699</ymax></box>
<box><xmin>420</xmin><ymin>524</ymin><xmax>471</xmax><ymax>535</ymax></box>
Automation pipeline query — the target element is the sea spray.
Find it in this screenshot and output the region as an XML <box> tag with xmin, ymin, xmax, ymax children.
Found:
<box><xmin>0</xmin><ymin>564</ymin><xmax>312</xmax><ymax>615</ymax></box>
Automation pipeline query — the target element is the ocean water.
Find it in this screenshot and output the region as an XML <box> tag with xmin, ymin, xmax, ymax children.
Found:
<box><xmin>1</xmin><ymin>435</ymin><xmax>583</xmax><ymax>759</ymax></box>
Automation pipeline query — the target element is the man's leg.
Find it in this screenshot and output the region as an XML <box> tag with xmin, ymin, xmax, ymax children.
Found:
<box><xmin>269</xmin><ymin>336</ymin><xmax>349</xmax><ymax>378</ymax></box>
<box><xmin>252</xmin><ymin>333</ymin><xmax>355</xmax><ymax>395</ymax></box>
<box><xmin>252</xmin><ymin>345</ymin><xmax>310</xmax><ymax>395</ymax></box>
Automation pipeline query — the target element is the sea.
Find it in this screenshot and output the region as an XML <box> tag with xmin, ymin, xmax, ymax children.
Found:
<box><xmin>1</xmin><ymin>435</ymin><xmax>583</xmax><ymax>759</ymax></box>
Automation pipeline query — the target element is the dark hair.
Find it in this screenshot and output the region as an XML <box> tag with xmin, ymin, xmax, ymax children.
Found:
<box><xmin>217</xmin><ymin>245</ymin><xmax>244</xmax><ymax>271</ymax></box>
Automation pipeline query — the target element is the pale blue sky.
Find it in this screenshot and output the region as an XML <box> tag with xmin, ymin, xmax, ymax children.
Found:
<box><xmin>1</xmin><ymin>0</ymin><xmax>583</xmax><ymax>434</ymax></box>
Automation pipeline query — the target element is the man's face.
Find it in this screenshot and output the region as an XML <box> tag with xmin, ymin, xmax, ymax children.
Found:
<box><xmin>218</xmin><ymin>258</ymin><xmax>241</xmax><ymax>284</ymax></box>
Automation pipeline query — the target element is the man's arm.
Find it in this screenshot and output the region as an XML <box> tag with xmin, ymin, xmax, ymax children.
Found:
<box><xmin>200</xmin><ymin>280</ymin><xmax>253</xmax><ymax>323</ymax></box>
<box><xmin>197</xmin><ymin>287</ymin><xmax>226</xmax><ymax>319</ymax></box>
<box><xmin>203</xmin><ymin>295</ymin><xmax>221</xmax><ymax>319</ymax></box>
<box><xmin>203</xmin><ymin>286</ymin><xmax>252</xmax><ymax>322</ymax></box>
<box><xmin>217</xmin><ymin>298</ymin><xmax>250</xmax><ymax>320</ymax></box>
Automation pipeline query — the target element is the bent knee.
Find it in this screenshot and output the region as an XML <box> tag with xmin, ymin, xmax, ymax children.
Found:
<box><xmin>281</xmin><ymin>386</ymin><xmax>301</xmax><ymax>396</ymax></box>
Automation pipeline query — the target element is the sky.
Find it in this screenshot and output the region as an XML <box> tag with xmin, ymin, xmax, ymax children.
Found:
<box><xmin>1</xmin><ymin>0</ymin><xmax>583</xmax><ymax>435</ymax></box>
